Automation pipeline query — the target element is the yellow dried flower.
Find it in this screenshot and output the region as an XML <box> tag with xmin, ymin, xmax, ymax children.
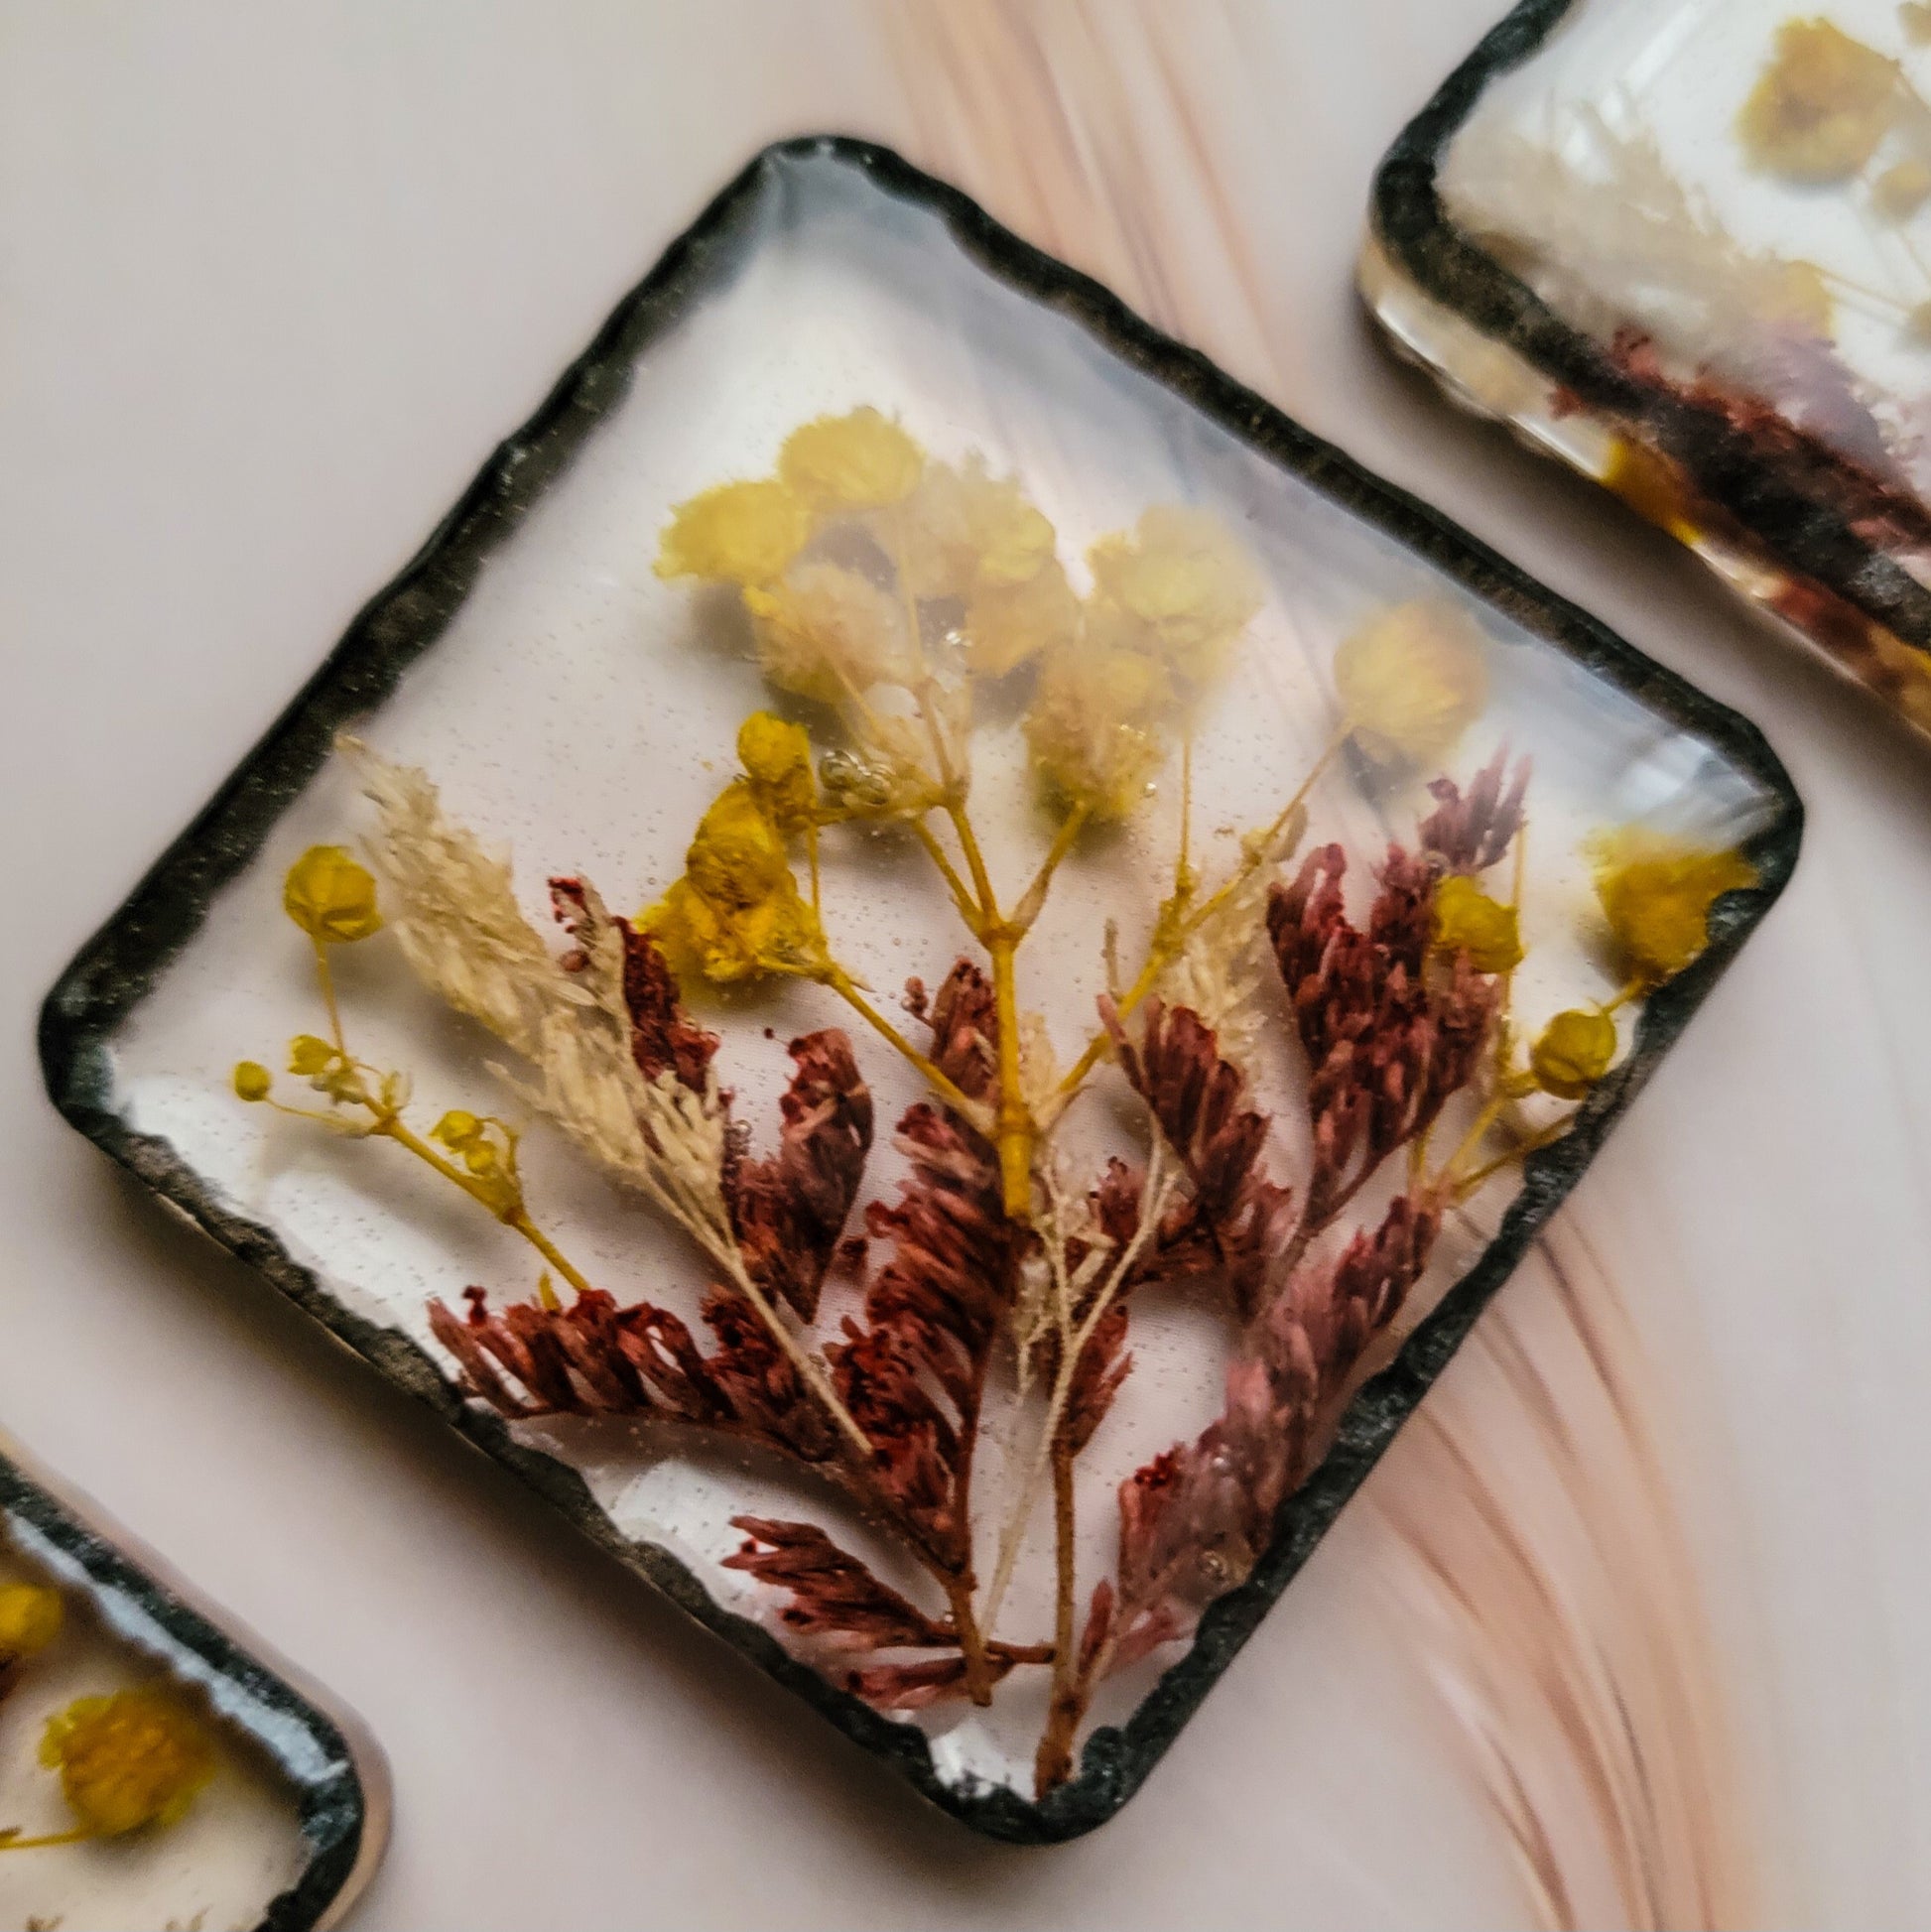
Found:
<box><xmin>736</xmin><ymin>711</ymin><xmax>816</xmax><ymax>835</ymax></box>
<box><xmin>1334</xmin><ymin>598</ymin><xmax>1489</xmax><ymax>766</ymax></box>
<box><xmin>1738</xmin><ymin>20</ymin><xmax>1899</xmax><ymax>184</ymax></box>
<box><xmin>641</xmin><ymin>778</ymin><xmax>827</xmax><ymax>986</ymax></box>
<box><xmin>231</xmin><ymin>1061</ymin><xmax>273</xmax><ymax>1102</ymax></box>
<box><xmin>1874</xmin><ymin>156</ymin><xmax>1931</xmax><ymax>218</ymax></box>
<box><xmin>1024</xmin><ymin>641</ymin><xmax>1173</xmax><ymax>820</ymax></box>
<box><xmin>1530</xmin><ymin>1008</ymin><xmax>1619</xmax><ymax>1099</ymax></box>
<box><xmin>654</xmin><ymin>478</ymin><xmax>811</xmax><ymax>586</ymax></box>
<box><xmin>40</xmin><ymin>1690</ymin><xmax>215</xmax><ymax>1839</ymax></box>
<box><xmin>779</xmin><ymin>407</ymin><xmax>924</xmax><ymax>511</ymax></box>
<box><xmin>685</xmin><ymin>782</ymin><xmax>791</xmax><ymax>911</ymax></box>
<box><xmin>0</xmin><ymin>1586</ymin><xmax>62</xmax><ymax>1658</ymax></box>
<box><xmin>1431</xmin><ymin>874</ymin><xmax>1523</xmax><ymax>973</ymax></box>
<box><xmin>895</xmin><ymin>456</ymin><xmax>1058</xmax><ymax>598</ymax></box>
<box><xmin>1087</xmin><ymin>507</ymin><xmax>1263</xmax><ymax>682</ymax></box>
<box><xmin>1592</xmin><ymin>830</ymin><xmax>1757</xmax><ymax>984</ymax></box>
<box><xmin>643</xmin><ymin>872</ymin><xmax>824</xmax><ymax>986</ymax></box>
<box><xmin>964</xmin><ymin>561</ymin><xmax>1081</xmax><ymax>678</ymax></box>
<box><xmin>284</xmin><ymin>845</ymin><xmax>382</xmax><ymax>944</ymax></box>
<box><xmin>744</xmin><ymin>562</ymin><xmax>912</xmax><ymax>704</ymax></box>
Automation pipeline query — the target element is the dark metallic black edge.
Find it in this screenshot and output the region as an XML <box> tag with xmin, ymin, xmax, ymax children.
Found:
<box><xmin>1368</xmin><ymin>0</ymin><xmax>1931</xmax><ymax>653</ymax></box>
<box><xmin>37</xmin><ymin>134</ymin><xmax>1802</xmax><ymax>1844</ymax></box>
<box><xmin>0</xmin><ymin>1450</ymin><xmax>367</xmax><ymax>1930</ymax></box>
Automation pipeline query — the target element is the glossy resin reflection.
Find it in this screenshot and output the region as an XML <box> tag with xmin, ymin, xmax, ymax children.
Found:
<box><xmin>0</xmin><ymin>1444</ymin><xmax>383</xmax><ymax>1931</ymax></box>
<box><xmin>42</xmin><ymin>140</ymin><xmax>1799</xmax><ymax>1839</ymax></box>
<box><xmin>1368</xmin><ymin>0</ymin><xmax>1931</xmax><ymax>736</ymax></box>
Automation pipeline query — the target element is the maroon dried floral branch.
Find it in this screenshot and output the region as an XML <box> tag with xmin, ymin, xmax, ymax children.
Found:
<box><xmin>432</xmin><ymin>955</ymin><xmax>1036</xmax><ymax>1707</ymax></box>
<box><xmin>1033</xmin><ymin>811</ymin><xmax>1522</xmax><ymax>1792</ymax></box>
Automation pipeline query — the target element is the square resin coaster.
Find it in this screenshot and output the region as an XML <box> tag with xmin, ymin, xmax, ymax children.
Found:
<box><xmin>42</xmin><ymin>139</ymin><xmax>1798</xmax><ymax>1842</ymax></box>
<box><xmin>1366</xmin><ymin>0</ymin><xmax>1931</xmax><ymax>737</ymax></box>
<box><xmin>0</xmin><ymin>1437</ymin><xmax>385</xmax><ymax>1929</ymax></box>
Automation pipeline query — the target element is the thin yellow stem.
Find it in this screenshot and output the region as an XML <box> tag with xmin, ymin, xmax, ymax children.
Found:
<box><xmin>1046</xmin><ymin>725</ymin><xmax>1345</xmax><ymax>1120</ymax></box>
<box><xmin>505</xmin><ymin>1210</ymin><xmax>597</xmax><ymax>1302</ymax></box>
<box><xmin>823</xmin><ymin>968</ymin><xmax>989</xmax><ymax>1128</ymax></box>
<box><xmin>1010</xmin><ymin>803</ymin><xmax>1090</xmax><ymax>936</ymax></box>
<box><xmin>1177</xmin><ymin>733</ymin><xmax>1196</xmax><ymax>900</ymax></box>
<box><xmin>912</xmin><ymin>817</ymin><xmax>984</xmax><ymax>932</ymax></box>
<box><xmin>1603</xmin><ymin>978</ymin><xmax>1642</xmax><ymax>1015</ymax></box>
<box><xmin>807</xmin><ymin>821</ymin><xmax>821</xmax><ymax>919</ymax></box>
<box><xmin>987</xmin><ymin>933</ymin><xmax>1032</xmax><ymax>1217</ymax></box>
<box><xmin>374</xmin><ymin>1111</ymin><xmax>600</xmax><ymax>1301</ymax></box>
<box><xmin>0</xmin><ymin>1828</ymin><xmax>93</xmax><ymax>1853</ymax></box>
<box><xmin>313</xmin><ymin>938</ymin><xmax>345</xmax><ymax>1054</ymax></box>
<box><xmin>1436</xmin><ymin>1094</ymin><xmax>1507</xmax><ymax>1191</ymax></box>
<box><xmin>948</xmin><ymin>794</ymin><xmax>998</xmax><ymax>926</ymax></box>
<box><xmin>1454</xmin><ymin>1121</ymin><xmax>1572</xmax><ymax>1202</ymax></box>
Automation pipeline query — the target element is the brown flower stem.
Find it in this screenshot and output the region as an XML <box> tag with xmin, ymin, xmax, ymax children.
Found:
<box><xmin>1042</xmin><ymin>1436</ymin><xmax>1079</xmax><ymax>1755</ymax></box>
<box><xmin>821</xmin><ymin>968</ymin><xmax>990</xmax><ymax>1128</ymax></box>
<box><xmin>806</xmin><ymin>821</ymin><xmax>822</xmax><ymax>919</ymax></box>
<box><xmin>984</xmin><ymin>1639</ymin><xmax>1055</xmax><ymax>1665</ymax></box>
<box><xmin>944</xmin><ymin>1574</ymin><xmax>996</xmax><ymax>1707</ymax></box>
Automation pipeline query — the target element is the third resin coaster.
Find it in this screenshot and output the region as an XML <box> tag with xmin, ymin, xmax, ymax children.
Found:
<box><xmin>1367</xmin><ymin>0</ymin><xmax>1931</xmax><ymax>736</ymax></box>
<box><xmin>43</xmin><ymin>138</ymin><xmax>1798</xmax><ymax>1841</ymax></box>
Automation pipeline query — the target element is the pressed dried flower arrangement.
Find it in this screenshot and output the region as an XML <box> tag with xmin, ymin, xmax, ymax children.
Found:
<box><xmin>1366</xmin><ymin>0</ymin><xmax>1931</xmax><ymax>738</ymax></box>
<box><xmin>41</xmin><ymin>141</ymin><xmax>1798</xmax><ymax>1840</ymax></box>
<box><xmin>0</xmin><ymin>1438</ymin><xmax>384</xmax><ymax>1929</ymax></box>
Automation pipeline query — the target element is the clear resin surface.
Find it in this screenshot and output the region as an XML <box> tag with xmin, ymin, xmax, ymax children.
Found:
<box><xmin>0</xmin><ymin>1444</ymin><xmax>382</xmax><ymax>1930</ymax></box>
<box><xmin>44</xmin><ymin>142</ymin><xmax>1796</xmax><ymax>1836</ymax></box>
<box><xmin>1366</xmin><ymin>0</ymin><xmax>1931</xmax><ymax>734</ymax></box>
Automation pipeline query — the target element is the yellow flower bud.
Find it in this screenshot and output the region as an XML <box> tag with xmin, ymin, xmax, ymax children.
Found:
<box><xmin>283</xmin><ymin>845</ymin><xmax>382</xmax><ymax>945</ymax></box>
<box><xmin>0</xmin><ymin>1585</ymin><xmax>63</xmax><ymax>1657</ymax></box>
<box><xmin>1335</xmin><ymin>599</ymin><xmax>1488</xmax><ymax>766</ymax></box>
<box><xmin>736</xmin><ymin>712</ymin><xmax>816</xmax><ymax>835</ymax></box>
<box><xmin>431</xmin><ymin>1109</ymin><xmax>483</xmax><ymax>1152</ymax></box>
<box><xmin>231</xmin><ymin>1061</ymin><xmax>273</xmax><ymax>1102</ymax></box>
<box><xmin>1591</xmin><ymin>830</ymin><xmax>1756</xmax><ymax>985</ymax></box>
<box><xmin>1431</xmin><ymin>874</ymin><xmax>1523</xmax><ymax>973</ymax></box>
<box><xmin>1738</xmin><ymin>20</ymin><xmax>1898</xmax><ymax>184</ymax></box>
<box><xmin>287</xmin><ymin>1035</ymin><xmax>336</xmax><ymax>1077</ymax></box>
<box><xmin>779</xmin><ymin>407</ymin><xmax>923</xmax><ymax>510</ymax></box>
<box><xmin>1530</xmin><ymin>1008</ymin><xmax>1619</xmax><ymax>1100</ymax></box>
<box><xmin>40</xmin><ymin>1690</ymin><xmax>215</xmax><ymax>1838</ymax></box>
<box><xmin>655</xmin><ymin>478</ymin><xmax>811</xmax><ymax>586</ymax></box>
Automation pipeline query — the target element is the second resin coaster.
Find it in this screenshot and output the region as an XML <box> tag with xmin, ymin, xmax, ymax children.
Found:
<box><xmin>42</xmin><ymin>138</ymin><xmax>1798</xmax><ymax>1841</ymax></box>
<box><xmin>0</xmin><ymin>1438</ymin><xmax>385</xmax><ymax>1930</ymax></box>
<box><xmin>1367</xmin><ymin>0</ymin><xmax>1931</xmax><ymax>736</ymax></box>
